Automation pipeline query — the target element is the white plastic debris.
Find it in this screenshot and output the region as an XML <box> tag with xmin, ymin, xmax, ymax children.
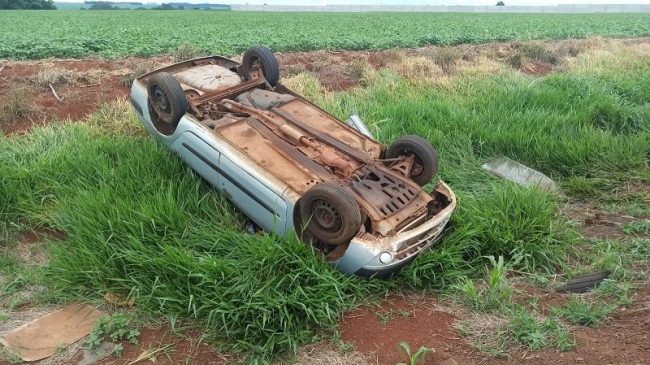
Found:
<box><xmin>482</xmin><ymin>157</ymin><xmax>557</xmax><ymax>192</ymax></box>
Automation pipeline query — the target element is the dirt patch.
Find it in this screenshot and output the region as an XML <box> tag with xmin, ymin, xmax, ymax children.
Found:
<box><xmin>1</xmin><ymin>51</ymin><xmax>377</xmax><ymax>134</ymax></box>
<box><xmin>521</xmin><ymin>60</ymin><xmax>553</xmax><ymax>76</ymax></box>
<box><xmin>15</xmin><ymin>227</ymin><xmax>66</xmax><ymax>246</ymax></box>
<box><xmin>277</xmin><ymin>50</ymin><xmax>375</xmax><ymax>91</ymax></box>
<box><xmin>515</xmin><ymin>286</ymin><xmax>650</xmax><ymax>365</ymax></box>
<box><xmin>340</xmin><ymin>295</ymin><xmax>475</xmax><ymax>365</ymax></box>
<box><xmin>339</xmin><ymin>293</ymin><xmax>642</xmax><ymax>365</ymax></box>
<box><xmin>564</xmin><ymin>202</ymin><xmax>637</xmax><ymax>240</ymax></box>
<box><xmin>68</xmin><ymin>327</ymin><xmax>232</xmax><ymax>365</ymax></box>
<box><xmin>0</xmin><ymin>58</ymin><xmax>171</xmax><ymax>135</ymax></box>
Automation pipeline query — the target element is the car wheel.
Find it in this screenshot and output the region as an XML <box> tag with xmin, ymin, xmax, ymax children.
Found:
<box><xmin>386</xmin><ymin>135</ymin><xmax>438</xmax><ymax>186</ymax></box>
<box><xmin>300</xmin><ymin>183</ymin><xmax>362</xmax><ymax>246</ymax></box>
<box><xmin>239</xmin><ymin>46</ymin><xmax>280</xmax><ymax>87</ymax></box>
<box><xmin>147</xmin><ymin>72</ymin><xmax>188</xmax><ymax>127</ymax></box>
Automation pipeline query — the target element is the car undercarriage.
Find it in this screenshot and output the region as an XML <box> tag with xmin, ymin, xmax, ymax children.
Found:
<box><xmin>133</xmin><ymin>47</ymin><xmax>456</xmax><ymax>274</ymax></box>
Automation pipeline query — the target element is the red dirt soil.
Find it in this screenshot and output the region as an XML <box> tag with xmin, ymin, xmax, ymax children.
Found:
<box><xmin>341</xmin><ymin>290</ymin><xmax>650</xmax><ymax>365</ymax></box>
<box><xmin>341</xmin><ymin>296</ymin><xmax>476</xmax><ymax>365</ymax></box>
<box><xmin>0</xmin><ymin>60</ymin><xmax>131</xmax><ymax>135</ymax></box>
<box><xmin>522</xmin><ymin>60</ymin><xmax>553</xmax><ymax>76</ymax></box>
<box><xmin>14</xmin><ymin>227</ymin><xmax>67</xmax><ymax>245</ymax></box>
<box><xmin>512</xmin><ymin>286</ymin><xmax>650</xmax><ymax>365</ymax></box>
<box><xmin>69</xmin><ymin>327</ymin><xmax>233</xmax><ymax>365</ymax></box>
<box><xmin>0</xmin><ymin>42</ymin><xmax>574</xmax><ymax>135</ymax></box>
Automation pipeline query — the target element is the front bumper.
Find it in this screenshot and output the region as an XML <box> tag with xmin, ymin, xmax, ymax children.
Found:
<box><xmin>334</xmin><ymin>181</ymin><xmax>456</xmax><ymax>278</ymax></box>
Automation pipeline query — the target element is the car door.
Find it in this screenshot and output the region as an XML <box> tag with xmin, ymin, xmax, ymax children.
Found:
<box><xmin>217</xmin><ymin>154</ymin><xmax>287</xmax><ymax>235</ymax></box>
<box><xmin>171</xmin><ymin>131</ymin><xmax>288</xmax><ymax>235</ymax></box>
<box><xmin>172</xmin><ymin>132</ymin><xmax>222</xmax><ymax>189</ymax></box>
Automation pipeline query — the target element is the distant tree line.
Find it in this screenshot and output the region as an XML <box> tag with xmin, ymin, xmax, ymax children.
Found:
<box><xmin>154</xmin><ymin>2</ymin><xmax>230</xmax><ymax>10</ymax></box>
<box><xmin>82</xmin><ymin>1</ymin><xmax>229</xmax><ymax>10</ymax></box>
<box><xmin>154</xmin><ymin>3</ymin><xmax>186</xmax><ymax>10</ymax></box>
<box><xmin>0</xmin><ymin>0</ymin><xmax>56</xmax><ymax>9</ymax></box>
<box><xmin>84</xmin><ymin>1</ymin><xmax>141</xmax><ymax>4</ymax></box>
<box><xmin>85</xmin><ymin>2</ymin><xmax>118</xmax><ymax>10</ymax></box>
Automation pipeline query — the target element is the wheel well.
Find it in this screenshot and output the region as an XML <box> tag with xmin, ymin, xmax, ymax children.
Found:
<box><xmin>148</xmin><ymin>102</ymin><xmax>177</xmax><ymax>135</ymax></box>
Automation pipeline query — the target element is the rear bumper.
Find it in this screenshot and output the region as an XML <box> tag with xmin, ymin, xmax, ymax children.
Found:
<box><xmin>335</xmin><ymin>181</ymin><xmax>456</xmax><ymax>277</ymax></box>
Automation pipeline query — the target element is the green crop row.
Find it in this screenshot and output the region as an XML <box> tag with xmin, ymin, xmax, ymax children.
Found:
<box><xmin>1</xmin><ymin>10</ymin><xmax>649</xmax><ymax>59</ymax></box>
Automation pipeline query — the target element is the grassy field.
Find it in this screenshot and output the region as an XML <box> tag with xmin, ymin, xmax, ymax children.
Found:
<box><xmin>1</xmin><ymin>40</ymin><xmax>649</xmax><ymax>363</ymax></box>
<box><xmin>1</xmin><ymin>11</ymin><xmax>650</xmax><ymax>59</ymax></box>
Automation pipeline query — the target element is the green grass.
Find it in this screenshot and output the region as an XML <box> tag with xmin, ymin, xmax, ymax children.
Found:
<box><xmin>455</xmin><ymin>256</ymin><xmax>513</xmax><ymax>312</ymax></box>
<box><xmin>1</xmin><ymin>11</ymin><xmax>650</xmax><ymax>59</ymax></box>
<box><xmin>0</xmin><ymin>42</ymin><xmax>648</xmax><ymax>361</ymax></box>
<box><xmin>0</xmin><ymin>346</ymin><xmax>21</xmax><ymax>365</ymax></box>
<box><xmin>552</xmin><ymin>296</ymin><xmax>616</xmax><ymax>327</ymax></box>
<box><xmin>623</xmin><ymin>221</ymin><xmax>650</xmax><ymax>235</ymax></box>
<box><xmin>549</xmin><ymin>235</ymin><xmax>647</xmax><ymax>330</ymax></box>
<box><xmin>0</xmin><ymin>239</ymin><xmax>49</xmax><ymax>310</ymax></box>
<box><xmin>456</xmin><ymin>305</ymin><xmax>576</xmax><ymax>356</ymax></box>
<box><xmin>453</xmin><ymin>257</ymin><xmax>576</xmax><ymax>353</ymax></box>
<box><xmin>602</xmin><ymin>199</ymin><xmax>650</xmax><ymax>218</ymax></box>
<box><xmin>508</xmin><ymin>309</ymin><xmax>575</xmax><ymax>351</ymax></box>
<box><xmin>572</xmin><ymin>236</ymin><xmax>649</xmax><ymax>281</ymax></box>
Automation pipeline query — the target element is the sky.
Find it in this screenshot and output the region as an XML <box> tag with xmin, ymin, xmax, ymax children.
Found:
<box><xmin>54</xmin><ymin>0</ymin><xmax>650</xmax><ymax>4</ymax></box>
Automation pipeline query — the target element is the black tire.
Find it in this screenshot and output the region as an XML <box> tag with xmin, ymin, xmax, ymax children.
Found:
<box><xmin>386</xmin><ymin>135</ymin><xmax>438</xmax><ymax>186</ymax></box>
<box><xmin>557</xmin><ymin>271</ymin><xmax>610</xmax><ymax>293</ymax></box>
<box><xmin>147</xmin><ymin>72</ymin><xmax>188</xmax><ymax>127</ymax></box>
<box><xmin>239</xmin><ymin>46</ymin><xmax>280</xmax><ymax>87</ymax></box>
<box><xmin>300</xmin><ymin>183</ymin><xmax>361</xmax><ymax>246</ymax></box>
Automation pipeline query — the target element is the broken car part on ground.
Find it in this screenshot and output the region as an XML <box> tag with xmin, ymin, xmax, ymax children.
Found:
<box><xmin>130</xmin><ymin>47</ymin><xmax>456</xmax><ymax>277</ymax></box>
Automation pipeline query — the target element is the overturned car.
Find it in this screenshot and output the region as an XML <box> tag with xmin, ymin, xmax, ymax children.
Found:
<box><xmin>130</xmin><ymin>47</ymin><xmax>456</xmax><ymax>277</ymax></box>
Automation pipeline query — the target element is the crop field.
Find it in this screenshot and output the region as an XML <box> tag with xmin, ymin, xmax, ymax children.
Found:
<box><xmin>0</xmin><ymin>13</ymin><xmax>649</xmax><ymax>365</ymax></box>
<box><xmin>1</xmin><ymin>11</ymin><xmax>650</xmax><ymax>59</ymax></box>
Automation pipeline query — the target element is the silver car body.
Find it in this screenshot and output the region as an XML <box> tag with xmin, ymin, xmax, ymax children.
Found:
<box><xmin>130</xmin><ymin>56</ymin><xmax>456</xmax><ymax>277</ymax></box>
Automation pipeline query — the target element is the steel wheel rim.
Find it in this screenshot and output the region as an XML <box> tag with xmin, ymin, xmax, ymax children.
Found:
<box><xmin>313</xmin><ymin>199</ymin><xmax>342</xmax><ymax>231</ymax></box>
<box><xmin>152</xmin><ymin>86</ymin><xmax>172</xmax><ymax>121</ymax></box>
